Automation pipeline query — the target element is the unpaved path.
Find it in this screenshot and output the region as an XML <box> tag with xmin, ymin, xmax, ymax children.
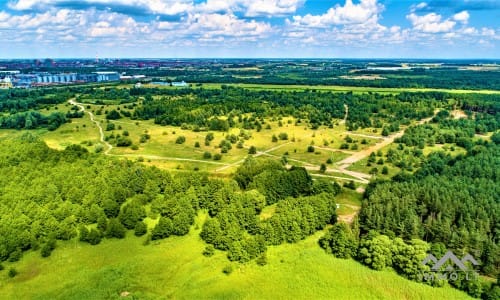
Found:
<box><xmin>336</xmin><ymin>114</ymin><xmax>435</xmax><ymax>169</ymax></box>
<box><xmin>215</xmin><ymin>142</ymin><xmax>293</xmax><ymax>172</ymax></box>
<box><xmin>70</xmin><ymin>99</ymin><xmax>113</xmax><ymax>154</ymax></box>
<box><xmin>70</xmin><ymin>99</ymin><xmax>232</xmax><ymax>166</ymax></box>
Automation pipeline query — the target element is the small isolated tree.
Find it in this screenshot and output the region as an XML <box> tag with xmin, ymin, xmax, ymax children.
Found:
<box><xmin>248</xmin><ymin>146</ymin><xmax>257</xmax><ymax>154</ymax></box>
<box><xmin>272</xmin><ymin>135</ymin><xmax>278</xmax><ymax>143</ymax></box>
<box><xmin>203</xmin><ymin>245</ymin><xmax>215</xmax><ymax>257</ymax></box>
<box><xmin>194</xmin><ymin>141</ymin><xmax>200</xmax><ymax>148</ymax></box>
<box><xmin>203</xmin><ymin>151</ymin><xmax>212</xmax><ymax>159</ymax></box>
<box><xmin>278</xmin><ymin>132</ymin><xmax>288</xmax><ymax>140</ymax></box>
<box><xmin>105</xmin><ymin>122</ymin><xmax>115</xmax><ymax>131</ymax></box>
<box><xmin>175</xmin><ymin>136</ymin><xmax>186</xmax><ymax>144</ymax></box>
<box><xmin>382</xmin><ymin>127</ymin><xmax>390</xmax><ymax>136</ymax></box>
<box><xmin>382</xmin><ymin>166</ymin><xmax>389</xmax><ymax>175</ymax></box>
<box><xmin>320</xmin><ymin>163</ymin><xmax>327</xmax><ymax>173</ymax></box>
<box><xmin>344</xmin><ymin>180</ymin><xmax>356</xmax><ymax>190</ymax></box>
<box><xmin>8</xmin><ymin>268</ymin><xmax>18</xmax><ymax>278</ymax></box>
<box><xmin>213</xmin><ymin>153</ymin><xmax>222</xmax><ymax>161</ymax></box>
<box><xmin>222</xmin><ymin>265</ymin><xmax>233</xmax><ymax>275</ymax></box>
<box><xmin>307</xmin><ymin>145</ymin><xmax>315</xmax><ymax>153</ymax></box>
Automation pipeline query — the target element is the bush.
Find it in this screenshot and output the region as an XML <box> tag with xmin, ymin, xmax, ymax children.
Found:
<box><xmin>40</xmin><ymin>239</ymin><xmax>56</xmax><ymax>258</ymax></box>
<box><xmin>256</xmin><ymin>253</ymin><xmax>268</xmax><ymax>266</ymax></box>
<box><xmin>203</xmin><ymin>245</ymin><xmax>215</xmax><ymax>257</ymax></box>
<box><xmin>222</xmin><ymin>265</ymin><xmax>233</xmax><ymax>275</ymax></box>
<box><xmin>8</xmin><ymin>268</ymin><xmax>17</xmax><ymax>278</ymax></box>
<box><xmin>105</xmin><ymin>110</ymin><xmax>121</xmax><ymax>120</ymax></box>
<box><xmin>175</xmin><ymin>136</ymin><xmax>186</xmax><ymax>144</ymax></box>
<box><xmin>278</xmin><ymin>132</ymin><xmax>288</xmax><ymax>140</ymax></box>
<box><xmin>213</xmin><ymin>154</ymin><xmax>222</xmax><ymax>161</ymax></box>
<box><xmin>95</xmin><ymin>143</ymin><xmax>104</xmax><ymax>153</ymax></box>
<box><xmin>116</xmin><ymin>137</ymin><xmax>132</xmax><ymax>147</ymax></box>
<box><xmin>105</xmin><ymin>218</ymin><xmax>126</xmax><ymax>239</ymax></box>
<box><xmin>87</xmin><ymin>229</ymin><xmax>102</xmax><ymax>245</ymax></box>
<box><xmin>203</xmin><ymin>152</ymin><xmax>212</xmax><ymax>159</ymax></box>
<box><xmin>382</xmin><ymin>166</ymin><xmax>389</xmax><ymax>175</ymax></box>
<box><xmin>134</xmin><ymin>221</ymin><xmax>148</xmax><ymax>237</ymax></box>
<box><xmin>344</xmin><ymin>180</ymin><xmax>356</xmax><ymax>190</ymax></box>
<box><xmin>307</xmin><ymin>145</ymin><xmax>315</xmax><ymax>153</ymax></box>
<box><xmin>105</xmin><ymin>123</ymin><xmax>115</xmax><ymax>131</ymax></box>
<box><xmin>194</xmin><ymin>141</ymin><xmax>200</xmax><ymax>148</ymax></box>
<box><xmin>248</xmin><ymin>146</ymin><xmax>257</xmax><ymax>154</ymax></box>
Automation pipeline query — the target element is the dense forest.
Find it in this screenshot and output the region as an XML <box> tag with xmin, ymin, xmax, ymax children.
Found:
<box><xmin>0</xmin><ymin>135</ymin><xmax>339</xmax><ymax>269</ymax></box>
<box><xmin>129</xmin><ymin>87</ymin><xmax>440</xmax><ymax>132</ymax></box>
<box><xmin>320</xmin><ymin>105</ymin><xmax>500</xmax><ymax>299</ymax></box>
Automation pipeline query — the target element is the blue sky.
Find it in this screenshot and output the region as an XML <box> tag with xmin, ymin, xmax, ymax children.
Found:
<box><xmin>0</xmin><ymin>0</ymin><xmax>498</xmax><ymax>58</ymax></box>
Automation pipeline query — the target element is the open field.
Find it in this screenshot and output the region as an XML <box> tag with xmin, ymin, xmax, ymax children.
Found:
<box><xmin>32</xmin><ymin>100</ymin><xmax>388</xmax><ymax>182</ymax></box>
<box><xmin>0</xmin><ymin>213</ymin><xmax>472</xmax><ymax>300</ymax></box>
<box><xmin>195</xmin><ymin>83</ymin><xmax>500</xmax><ymax>94</ymax></box>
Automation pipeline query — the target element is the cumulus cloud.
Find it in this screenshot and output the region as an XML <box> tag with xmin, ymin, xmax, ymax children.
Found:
<box><xmin>8</xmin><ymin>0</ymin><xmax>305</xmax><ymax>17</ymax></box>
<box><xmin>9</xmin><ymin>0</ymin><xmax>194</xmax><ymax>16</ymax></box>
<box><xmin>1</xmin><ymin>0</ymin><xmax>498</xmax><ymax>57</ymax></box>
<box><xmin>407</xmin><ymin>12</ymin><xmax>456</xmax><ymax>33</ymax></box>
<box><xmin>291</xmin><ymin>0</ymin><xmax>384</xmax><ymax>27</ymax></box>
<box><xmin>452</xmin><ymin>10</ymin><xmax>469</xmax><ymax>23</ymax></box>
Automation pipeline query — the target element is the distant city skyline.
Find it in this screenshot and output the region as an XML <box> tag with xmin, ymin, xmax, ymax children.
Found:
<box><xmin>1</xmin><ymin>0</ymin><xmax>499</xmax><ymax>58</ymax></box>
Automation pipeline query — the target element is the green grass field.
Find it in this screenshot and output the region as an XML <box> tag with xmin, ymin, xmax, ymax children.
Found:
<box><xmin>197</xmin><ymin>83</ymin><xmax>500</xmax><ymax>94</ymax></box>
<box><xmin>0</xmin><ymin>213</ymin><xmax>472</xmax><ymax>300</ymax></box>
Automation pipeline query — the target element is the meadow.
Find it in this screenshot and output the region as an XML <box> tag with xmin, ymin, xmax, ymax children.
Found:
<box><xmin>0</xmin><ymin>213</ymin><xmax>472</xmax><ymax>300</ymax></box>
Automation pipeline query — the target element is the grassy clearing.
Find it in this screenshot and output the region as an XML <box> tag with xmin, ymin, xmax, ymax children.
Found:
<box><xmin>0</xmin><ymin>214</ymin><xmax>471</xmax><ymax>300</ymax></box>
<box><xmin>198</xmin><ymin>83</ymin><xmax>500</xmax><ymax>94</ymax></box>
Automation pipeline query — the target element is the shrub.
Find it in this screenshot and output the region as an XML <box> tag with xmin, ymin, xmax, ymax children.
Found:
<box><xmin>8</xmin><ymin>268</ymin><xmax>17</xmax><ymax>278</ymax></box>
<box><xmin>116</xmin><ymin>137</ymin><xmax>132</xmax><ymax>147</ymax></box>
<box><xmin>105</xmin><ymin>123</ymin><xmax>115</xmax><ymax>131</ymax></box>
<box><xmin>307</xmin><ymin>145</ymin><xmax>315</xmax><ymax>153</ymax></box>
<box><xmin>278</xmin><ymin>132</ymin><xmax>288</xmax><ymax>140</ymax></box>
<box><xmin>40</xmin><ymin>239</ymin><xmax>56</xmax><ymax>258</ymax></box>
<box><xmin>203</xmin><ymin>152</ymin><xmax>212</xmax><ymax>159</ymax></box>
<box><xmin>222</xmin><ymin>265</ymin><xmax>233</xmax><ymax>275</ymax></box>
<box><xmin>134</xmin><ymin>221</ymin><xmax>148</xmax><ymax>237</ymax></box>
<box><xmin>175</xmin><ymin>136</ymin><xmax>186</xmax><ymax>144</ymax></box>
<box><xmin>203</xmin><ymin>245</ymin><xmax>215</xmax><ymax>257</ymax></box>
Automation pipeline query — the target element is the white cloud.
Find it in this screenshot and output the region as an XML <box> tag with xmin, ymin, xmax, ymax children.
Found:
<box><xmin>291</xmin><ymin>0</ymin><xmax>384</xmax><ymax>27</ymax></box>
<box><xmin>8</xmin><ymin>0</ymin><xmax>304</xmax><ymax>17</ymax></box>
<box><xmin>453</xmin><ymin>11</ymin><xmax>469</xmax><ymax>24</ymax></box>
<box><xmin>407</xmin><ymin>12</ymin><xmax>456</xmax><ymax>33</ymax></box>
<box><xmin>187</xmin><ymin>13</ymin><xmax>272</xmax><ymax>38</ymax></box>
<box><xmin>244</xmin><ymin>0</ymin><xmax>305</xmax><ymax>17</ymax></box>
